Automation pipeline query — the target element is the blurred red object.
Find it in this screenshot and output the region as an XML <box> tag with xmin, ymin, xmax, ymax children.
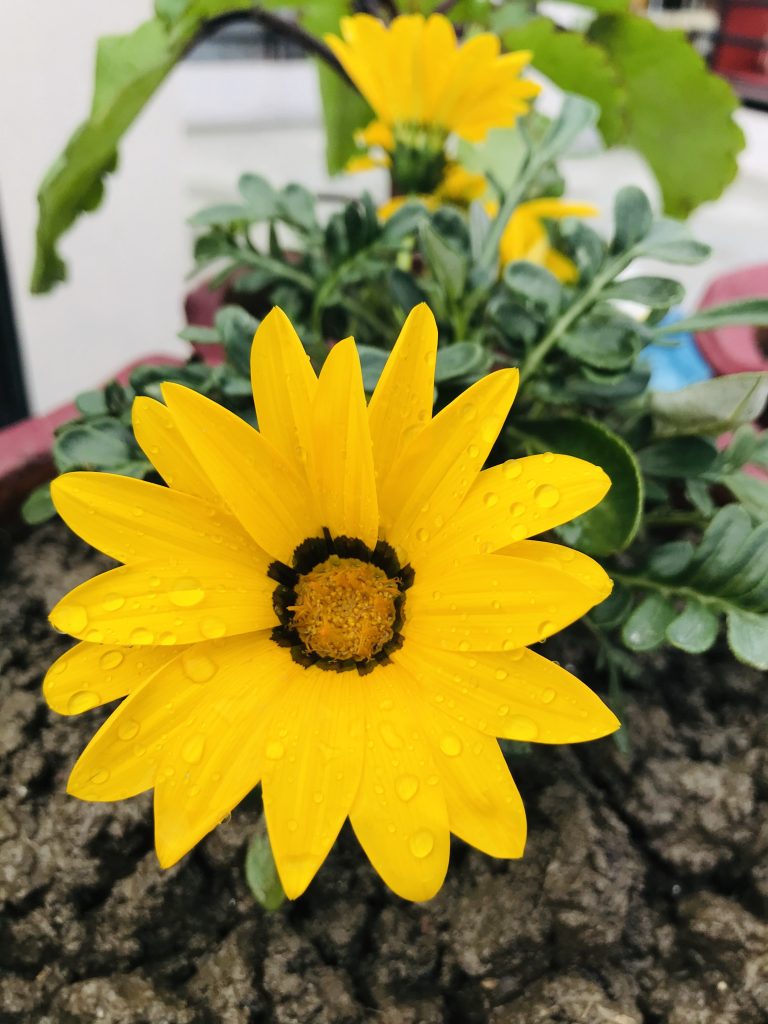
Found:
<box><xmin>695</xmin><ymin>264</ymin><xmax>768</xmax><ymax>376</ymax></box>
<box><xmin>711</xmin><ymin>3</ymin><xmax>768</xmax><ymax>102</ymax></box>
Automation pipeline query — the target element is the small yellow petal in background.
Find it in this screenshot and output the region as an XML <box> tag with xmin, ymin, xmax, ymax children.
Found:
<box><xmin>153</xmin><ymin>634</ymin><xmax>290</xmax><ymax>868</ymax></box>
<box><xmin>350</xmin><ymin>665</ymin><xmax>450</xmax><ymax>902</ymax></box>
<box><xmin>421</xmin><ymin>706</ymin><xmax>526</xmax><ymax>858</ymax></box>
<box><xmin>163</xmin><ymin>383</ymin><xmax>320</xmax><ymax>562</ymax></box>
<box><xmin>67</xmin><ymin>635</ymin><xmax>272</xmax><ymax>803</ymax></box>
<box><xmin>132</xmin><ymin>396</ymin><xmax>221</xmax><ymax>504</ymax></box>
<box><xmin>394</xmin><ymin>642</ymin><xmax>620</xmax><ymax>744</ymax></box>
<box><xmin>424</xmin><ymin>453</ymin><xmax>610</xmax><ymax>567</ymax></box>
<box><xmin>499</xmin><ymin>540</ymin><xmax>612</xmax><ymax>597</ymax></box>
<box><xmin>250</xmin><ymin>308</ymin><xmax>317</xmax><ymax>472</ymax></box>
<box><xmin>44</xmin><ymin>642</ymin><xmax>185</xmax><ymax>715</ymax></box>
<box><xmin>51</xmin><ymin>472</ymin><xmax>262</xmax><ymax>567</ymax></box>
<box><xmin>50</xmin><ymin>559</ymin><xmax>276</xmax><ymax>646</ymax></box>
<box><xmin>380</xmin><ymin>369</ymin><xmax>519</xmax><ymax>558</ymax></box>
<box><xmin>261</xmin><ymin>667</ymin><xmax>365</xmax><ymax>899</ymax></box>
<box><xmin>368</xmin><ymin>303</ymin><xmax>437</xmax><ymax>483</ymax></box>
<box><xmin>406</xmin><ymin>553</ymin><xmax>606</xmax><ymax>652</ymax></box>
<box><xmin>309</xmin><ymin>338</ymin><xmax>378</xmax><ymax>547</ymax></box>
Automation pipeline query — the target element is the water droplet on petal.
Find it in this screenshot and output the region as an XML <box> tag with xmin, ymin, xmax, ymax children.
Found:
<box><xmin>67</xmin><ymin>690</ymin><xmax>100</xmax><ymax>714</ymax></box>
<box><xmin>89</xmin><ymin>769</ymin><xmax>110</xmax><ymax>785</ymax></box>
<box><xmin>57</xmin><ymin>604</ymin><xmax>88</xmax><ymax>634</ymax></box>
<box><xmin>541</xmin><ymin>688</ymin><xmax>556</xmax><ymax>704</ymax></box>
<box><xmin>440</xmin><ymin>734</ymin><xmax>462</xmax><ymax>757</ymax></box>
<box><xmin>409</xmin><ymin>829</ymin><xmax>434</xmax><ymax>859</ymax></box>
<box><xmin>118</xmin><ymin>719</ymin><xmax>140</xmax><ymax>741</ymax></box>
<box><xmin>494</xmin><ymin>668</ymin><xmax>508</xmax><ymax>681</ymax></box>
<box><xmin>538</xmin><ymin>620</ymin><xmax>555</xmax><ymax>641</ymax></box>
<box><xmin>460</xmin><ymin>403</ymin><xmax>477</xmax><ymax>423</ymax></box>
<box><xmin>99</xmin><ymin>650</ymin><xmax>124</xmax><ymax>671</ymax></box>
<box><xmin>457</xmin><ymin>640</ymin><xmax>470</xmax><ymax>652</ymax></box>
<box><xmin>130</xmin><ymin>627</ymin><xmax>154</xmax><ymax>644</ymax></box>
<box><xmin>182</xmin><ymin>733</ymin><xmax>206</xmax><ymax>765</ymax></box>
<box><xmin>265</xmin><ymin>741</ymin><xmax>285</xmax><ymax>760</ymax></box>
<box><xmin>483</xmin><ymin>492</ymin><xmax>499</xmax><ymax>509</ymax></box>
<box><xmin>378</xmin><ymin>698</ymin><xmax>394</xmax><ymax>711</ymax></box>
<box><xmin>103</xmin><ymin>594</ymin><xmax>126</xmax><ymax>612</ymax></box>
<box><xmin>534</xmin><ymin>484</ymin><xmax>559</xmax><ymax>509</ymax></box>
<box><xmin>467</xmin><ymin>443</ymin><xmax>480</xmax><ymax>459</ymax></box>
<box><xmin>415</xmin><ymin>527</ymin><xmax>430</xmax><ymax>543</ymax></box>
<box><xmin>181</xmin><ymin>651</ymin><xmax>217</xmax><ymax>684</ymax></box>
<box><xmin>395</xmin><ymin>774</ymin><xmax>419</xmax><ymax>802</ymax></box>
<box><xmin>201</xmin><ymin>618</ymin><xmax>226</xmax><ymax>640</ymax></box>
<box><xmin>508</xmin><ymin>715</ymin><xmax>539</xmax><ymax>741</ymax></box>
<box><xmin>85</xmin><ymin>628</ymin><xmax>104</xmax><ymax>643</ymax></box>
<box><xmin>497</xmin><ymin>704</ymin><xmax>510</xmax><ymax>717</ymax></box>
<box><xmin>170</xmin><ymin>578</ymin><xmax>205</xmax><ymax>608</ymax></box>
<box><xmin>379</xmin><ymin>721</ymin><xmax>403</xmax><ymax>750</ymax></box>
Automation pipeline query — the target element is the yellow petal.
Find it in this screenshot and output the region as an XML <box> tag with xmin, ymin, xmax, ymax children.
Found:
<box><xmin>368</xmin><ymin>304</ymin><xmax>437</xmax><ymax>484</ymax></box>
<box><xmin>394</xmin><ymin>641</ymin><xmax>620</xmax><ymax>743</ymax></box>
<box><xmin>424</xmin><ymin>454</ymin><xmax>610</xmax><ymax>567</ymax></box>
<box><xmin>67</xmin><ymin>635</ymin><xmax>273</xmax><ymax>803</ymax></box>
<box><xmin>250</xmin><ymin>307</ymin><xmax>317</xmax><ymax>471</ymax></box>
<box><xmin>349</xmin><ymin>664</ymin><xmax>449</xmax><ymax>901</ymax></box>
<box><xmin>44</xmin><ymin>642</ymin><xmax>184</xmax><ymax>715</ymax></box>
<box><xmin>50</xmin><ymin>471</ymin><xmax>263</xmax><ymax>567</ymax></box>
<box><xmin>131</xmin><ymin>396</ymin><xmax>221</xmax><ymax>503</ymax></box>
<box><xmin>499</xmin><ymin>540</ymin><xmax>612</xmax><ymax>597</ymax></box>
<box><xmin>422</xmin><ymin>707</ymin><xmax>526</xmax><ymax>858</ymax></box>
<box><xmin>405</xmin><ymin>553</ymin><xmax>608</xmax><ymax>651</ymax></box>
<box><xmin>50</xmin><ymin>559</ymin><xmax>276</xmax><ymax>646</ymax></box>
<box><xmin>309</xmin><ymin>338</ymin><xmax>378</xmax><ymax>547</ymax></box>
<box><xmin>544</xmin><ymin>248</ymin><xmax>580</xmax><ymax>284</ymax></box>
<box><xmin>261</xmin><ymin>667</ymin><xmax>365</xmax><ymax>899</ymax></box>
<box><xmin>521</xmin><ymin>199</ymin><xmax>598</xmax><ymax>221</ymax></box>
<box><xmin>153</xmin><ymin>634</ymin><xmax>290</xmax><ymax>868</ymax></box>
<box><xmin>381</xmin><ymin>369</ymin><xmax>519</xmax><ymax>559</ymax></box>
<box><xmin>162</xmin><ymin>383</ymin><xmax>320</xmax><ymax>562</ymax></box>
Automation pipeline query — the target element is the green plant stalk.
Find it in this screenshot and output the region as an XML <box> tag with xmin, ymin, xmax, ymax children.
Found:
<box><xmin>610</xmin><ymin>571</ymin><xmax>740</xmax><ymax>615</ymax></box>
<box><xmin>518</xmin><ymin>252</ymin><xmax>634</xmax><ymax>383</ymax></box>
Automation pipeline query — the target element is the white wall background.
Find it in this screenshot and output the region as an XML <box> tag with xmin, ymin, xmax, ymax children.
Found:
<box><xmin>1</xmin><ymin>1</ymin><xmax>767</xmax><ymax>415</ymax></box>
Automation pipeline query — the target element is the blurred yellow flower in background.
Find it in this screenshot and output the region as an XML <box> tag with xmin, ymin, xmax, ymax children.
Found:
<box><xmin>494</xmin><ymin>198</ymin><xmax>599</xmax><ymax>282</ymax></box>
<box><xmin>46</xmin><ymin>305</ymin><xmax>617</xmax><ymax>902</ymax></box>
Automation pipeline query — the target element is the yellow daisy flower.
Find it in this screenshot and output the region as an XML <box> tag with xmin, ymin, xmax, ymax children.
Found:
<box><xmin>327</xmin><ymin>14</ymin><xmax>539</xmax><ymax>145</ymax></box>
<box><xmin>45</xmin><ymin>304</ymin><xmax>618</xmax><ymax>902</ymax></box>
<box><xmin>328</xmin><ymin>14</ymin><xmax>539</xmax><ymax>197</ymax></box>
<box><xmin>495</xmin><ymin>198</ymin><xmax>599</xmax><ymax>283</ymax></box>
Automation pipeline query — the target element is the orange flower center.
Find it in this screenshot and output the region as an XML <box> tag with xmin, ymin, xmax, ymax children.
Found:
<box><xmin>290</xmin><ymin>556</ymin><xmax>400</xmax><ymax>663</ymax></box>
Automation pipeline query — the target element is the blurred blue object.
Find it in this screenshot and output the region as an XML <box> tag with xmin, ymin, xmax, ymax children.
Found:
<box><xmin>641</xmin><ymin>310</ymin><xmax>713</xmax><ymax>392</ymax></box>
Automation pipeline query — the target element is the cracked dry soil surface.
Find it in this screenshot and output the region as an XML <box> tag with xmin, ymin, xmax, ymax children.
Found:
<box><xmin>1</xmin><ymin>522</ymin><xmax>768</xmax><ymax>1024</ymax></box>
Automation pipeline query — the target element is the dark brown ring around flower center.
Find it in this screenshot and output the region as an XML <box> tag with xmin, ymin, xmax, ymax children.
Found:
<box><xmin>268</xmin><ymin>528</ymin><xmax>414</xmax><ymax>675</ymax></box>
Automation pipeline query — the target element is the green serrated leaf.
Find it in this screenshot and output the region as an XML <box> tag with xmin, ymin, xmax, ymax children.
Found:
<box><xmin>666</xmin><ymin>600</ymin><xmax>718</xmax><ymax>654</ymax></box>
<box><xmin>589</xmin><ymin>13</ymin><xmax>744</xmax><ymax>216</ymax></box>
<box><xmin>503</xmin><ymin>19</ymin><xmax>626</xmax><ymax>143</ymax></box>
<box><xmin>516</xmin><ymin>417</ymin><xmax>643</xmax><ymax>556</ymax></box>
<box><xmin>724</xmin><ymin>472</ymin><xmax>768</xmax><ymax>521</ymax></box>
<box><xmin>31</xmin><ymin>0</ymin><xmax>252</xmax><ymax>293</ymax></box>
<box><xmin>651</xmin><ymin>372</ymin><xmax>768</xmax><ymax>437</ymax></box>
<box><xmin>622</xmin><ymin>593</ymin><xmax>676</xmax><ymax>651</ymax></box>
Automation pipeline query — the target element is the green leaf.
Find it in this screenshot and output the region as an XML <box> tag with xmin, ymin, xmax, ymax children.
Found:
<box><xmin>605</xmin><ymin>276</ymin><xmax>684</xmax><ymax>308</ymax></box>
<box><xmin>560</xmin><ymin>311</ymin><xmax>641</xmax><ymax>371</ymax></box>
<box><xmin>214</xmin><ymin>305</ymin><xmax>259</xmax><ymax>377</ymax></box>
<box><xmin>178</xmin><ymin>325</ymin><xmax>221</xmax><ymax>344</ymax></box>
<box><xmin>727</xmin><ymin>610</ymin><xmax>768</xmax><ymax>670</ymax></box>
<box><xmin>435</xmin><ymin>343</ymin><xmax>493</xmax><ymax>383</ymax></box>
<box><xmin>654</xmin><ymin>298</ymin><xmax>768</xmax><ymax>335</ymax></box>
<box><xmin>238</xmin><ymin>173</ymin><xmax>277</xmax><ymax>220</ymax></box>
<box><xmin>53</xmin><ymin>420</ymin><xmax>134</xmax><ymax>472</ymax></box>
<box><xmin>318</xmin><ymin>63</ymin><xmax>373</xmax><ymax>174</ymax></box>
<box><xmin>634</xmin><ymin>218</ymin><xmax>711</xmax><ymax>264</ymax></box>
<box><xmin>357</xmin><ymin>345</ymin><xmax>390</xmax><ymax>393</ymax></box>
<box><xmin>31</xmin><ymin>0</ymin><xmax>253</xmax><ymax>293</ymax></box>
<box><xmin>503</xmin><ymin>19</ymin><xmax>625</xmax><ymax>142</ymax></box>
<box><xmin>589</xmin><ymin>13</ymin><xmax>744</xmax><ymax>217</ymax></box>
<box><xmin>638</xmin><ymin>437</ymin><xmax>717</xmax><ymax>478</ymax></box>
<box><xmin>651</xmin><ymin>372</ymin><xmax>768</xmax><ymax>437</ymax></box>
<box><xmin>421</xmin><ymin>224</ymin><xmax>467</xmax><ymax>303</ymax></box>
<box><xmin>75</xmin><ymin>389</ymin><xmax>109</xmax><ymax>416</ymax></box>
<box><xmin>622</xmin><ymin>593</ymin><xmax>676</xmax><ymax>651</ymax></box>
<box><xmin>187</xmin><ymin>203</ymin><xmax>248</xmax><ymax>227</ymax></box>
<box><xmin>611</xmin><ymin>186</ymin><xmax>652</xmax><ymax>252</ymax></box>
<box><xmin>723</xmin><ymin>472</ymin><xmax>768</xmax><ymax>521</ymax></box>
<box><xmin>276</xmin><ymin>183</ymin><xmax>317</xmax><ymax>233</ymax></box>
<box><xmin>503</xmin><ymin>262</ymin><xmax>562</xmax><ymax>319</ymax></box>
<box><xmin>244</xmin><ymin>822</ymin><xmax>285</xmax><ymax>912</ymax></box>
<box><xmin>21</xmin><ymin>484</ymin><xmax>56</xmax><ymax>526</ymax></box>
<box><xmin>516</xmin><ymin>417</ymin><xmax>644</xmax><ymax>556</ymax></box>
<box><xmin>539</xmin><ymin>94</ymin><xmax>600</xmax><ymax>164</ymax></box>
<box><xmin>666</xmin><ymin>600</ymin><xmax>719</xmax><ymax>654</ymax></box>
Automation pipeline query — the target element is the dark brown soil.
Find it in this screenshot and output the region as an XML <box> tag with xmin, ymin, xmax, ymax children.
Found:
<box><xmin>1</xmin><ymin>522</ymin><xmax>767</xmax><ymax>1024</ymax></box>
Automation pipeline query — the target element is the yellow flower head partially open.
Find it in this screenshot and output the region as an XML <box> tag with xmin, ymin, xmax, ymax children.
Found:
<box><xmin>46</xmin><ymin>305</ymin><xmax>618</xmax><ymax>902</ymax></box>
<box><xmin>496</xmin><ymin>198</ymin><xmax>599</xmax><ymax>283</ymax></box>
<box><xmin>328</xmin><ymin>13</ymin><xmax>539</xmax><ymax>197</ymax></box>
